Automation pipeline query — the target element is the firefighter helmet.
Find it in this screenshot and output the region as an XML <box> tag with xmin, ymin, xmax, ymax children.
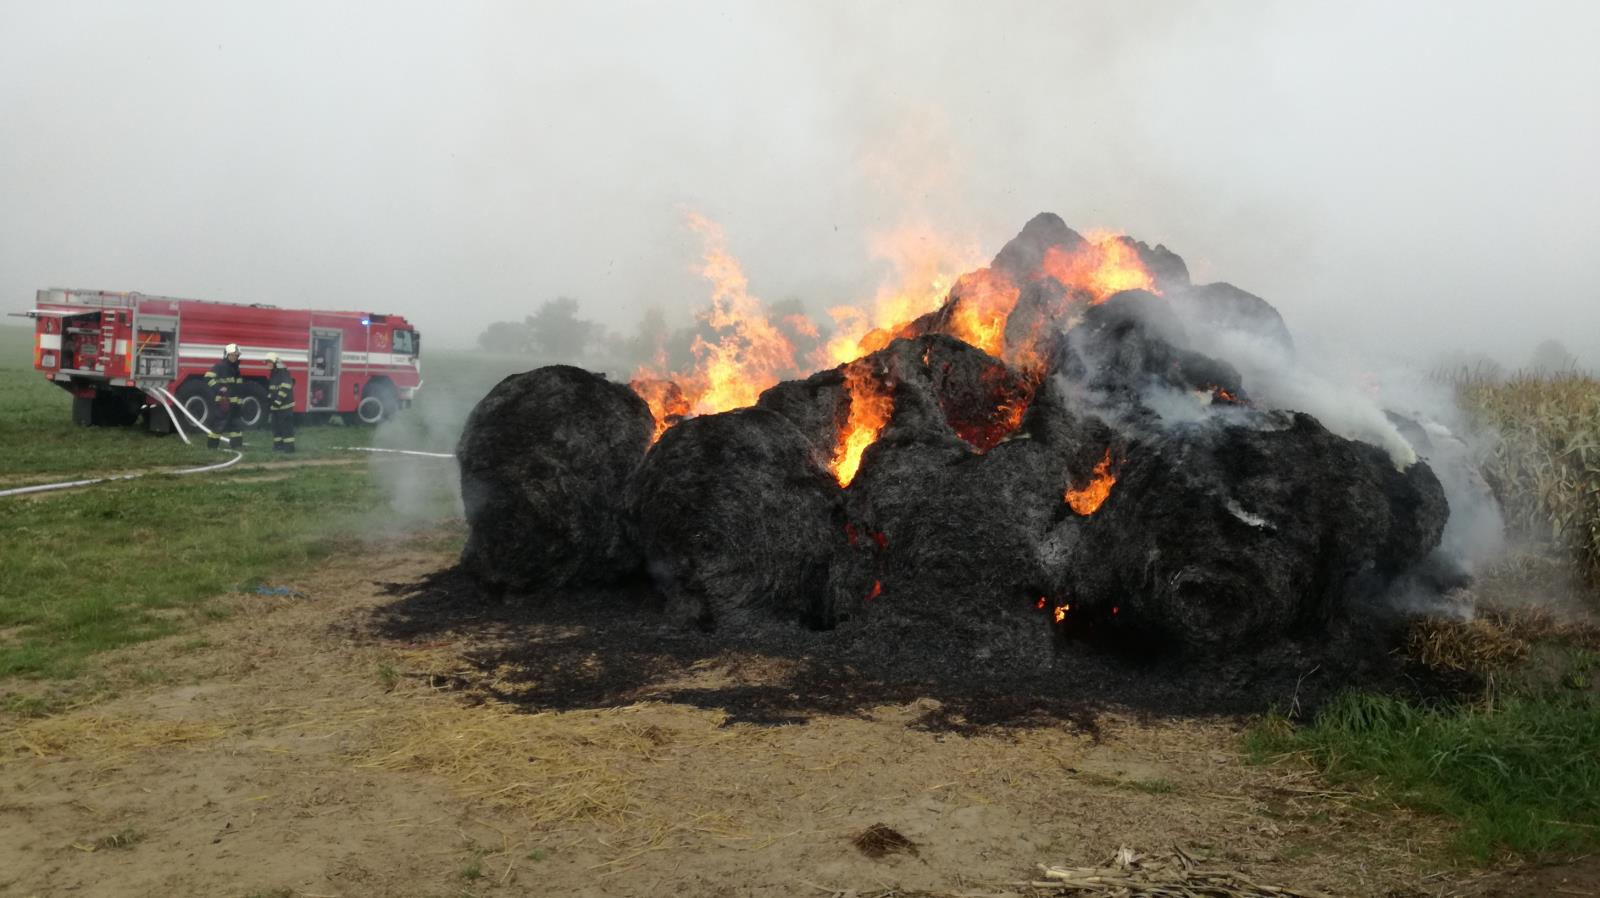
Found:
<box><xmin>265</xmin><ymin>351</ymin><xmax>280</xmax><ymax>366</ymax></box>
<box><xmin>224</xmin><ymin>342</ymin><xmax>240</xmax><ymax>357</ymax></box>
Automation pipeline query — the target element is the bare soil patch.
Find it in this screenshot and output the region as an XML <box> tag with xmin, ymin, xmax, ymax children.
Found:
<box><xmin>0</xmin><ymin>546</ymin><xmax>1560</xmax><ymax>898</ymax></box>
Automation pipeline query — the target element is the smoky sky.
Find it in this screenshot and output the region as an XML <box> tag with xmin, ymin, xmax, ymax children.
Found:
<box><xmin>3</xmin><ymin>1</ymin><xmax>1597</xmax><ymax>365</ymax></box>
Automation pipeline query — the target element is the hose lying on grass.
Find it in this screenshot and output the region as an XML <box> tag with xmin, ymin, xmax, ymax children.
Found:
<box><xmin>334</xmin><ymin>446</ymin><xmax>455</xmax><ymax>459</ymax></box>
<box><xmin>0</xmin><ymin>451</ymin><xmax>245</xmax><ymax>499</ymax></box>
<box><xmin>0</xmin><ymin>444</ymin><xmax>455</xmax><ymax>500</ymax></box>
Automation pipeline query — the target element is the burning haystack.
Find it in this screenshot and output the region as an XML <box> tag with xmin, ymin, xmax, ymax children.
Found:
<box><xmin>457</xmin><ymin>213</ymin><xmax>1458</xmax><ymax>660</ymax></box>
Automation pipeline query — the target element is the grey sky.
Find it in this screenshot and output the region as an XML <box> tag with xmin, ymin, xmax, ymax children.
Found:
<box><xmin>3</xmin><ymin>1</ymin><xmax>1596</xmax><ymax>364</ymax></box>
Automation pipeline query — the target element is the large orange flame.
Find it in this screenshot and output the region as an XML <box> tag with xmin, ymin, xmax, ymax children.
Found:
<box><xmin>631</xmin><ymin>212</ymin><xmax>818</xmax><ymax>438</ymax></box>
<box><xmin>1064</xmin><ymin>449</ymin><xmax>1118</xmax><ymax>515</ymax></box>
<box><xmin>821</xmin><ymin>225</ymin><xmax>982</xmax><ymax>368</ymax></box>
<box><xmin>946</xmin><ymin>267</ymin><xmax>1022</xmax><ymax>358</ymax></box>
<box><xmin>831</xmin><ymin>361</ymin><xmax>896</xmax><ymax>487</ymax></box>
<box><xmin>632</xmin><ymin>219</ymin><xmax>1150</xmax><ymax>452</ymax></box>
<box><xmin>683</xmin><ymin>211</ymin><xmax>803</xmax><ymax>414</ymax></box>
<box><xmin>1039</xmin><ymin>232</ymin><xmax>1157</xmax><ymax>303</ymax></box>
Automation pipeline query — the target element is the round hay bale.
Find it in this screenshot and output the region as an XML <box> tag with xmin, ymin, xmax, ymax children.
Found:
<box><xmin>629</xmin><ymin>407</ymin><xmax>850</xmax><ymax>631</ymax></box>
<box><xmin>1062</xmin><ymin>412</ymin><xmax>1449</xmax><ymax>653</ymax></box>
<box><xmin>456</xmin><ymin>365</ymin><xmax>654</xmax><ymax>593</ymax></box>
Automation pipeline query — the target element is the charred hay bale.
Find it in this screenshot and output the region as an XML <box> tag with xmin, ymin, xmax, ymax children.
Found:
<box><xmin>990</xmin><ymin>214</ymin><xmax>1189</xmax><ymax>296</ymax></box>
<box><xmin>758</xmin><ymin>334</ymin><xmax>1041</xmax><ymax>459</ymax></box>
<box><xmin>1056</xmin><ymin>290</ymin><xmax>1247</xmax><ymax>406</ymax></box>
<box><xmin>629</xmin><ymin>407</ymin><xmax>850</xmax><ymax>631</ymax></box>
<box><xmin>456</xmin><ymin>365</ymin><xmax>654</xmax><ymax>593</ymax></box>
<box><xmin>896</xmin><ymin>335</ymin><xmax>1039</xmax><ymax>452</ymax></box>
<box><xmin>755</xmin><ymin>367</ymin><xmax>846</xmax><ymax>466</ymax></box>
<box><xmin>989</xmin><ymin>212</ymin><xmax>1087</xmax><ymax>284</ymax></box>
<box><xmin>1177</xmin><ymin>282</ymin><xmax>1294</xmax><ymax>352</ymax></box>
<box><xmin>841</xmin><ymin>371</ymin><xmax>1090</xmax><ymax>653</ymax></box>
<box><xmin>845</xmin><ymin>435</ymin><xmax>1064</xmax><ymax>656</ymax></box>
<box><xmin>1061</xmin><ymin>412</ymin><xmax>1449</xmax><ymax>653</ymax></box>
<box><xmin>1131</xmin><ymin>239</ymin><xmax>1191</xmax><ymax>294</ymax></box>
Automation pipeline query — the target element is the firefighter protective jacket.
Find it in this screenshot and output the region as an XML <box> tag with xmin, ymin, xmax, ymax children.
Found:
<box><xmin>268</xmin><ymin>367</ymin><xmax>295</xmax><ymax>412</ymax></box>
<box><xmin>205</xmin><ymin>358</ymin><xmax>243</xmax><ymax>400</ymax></box>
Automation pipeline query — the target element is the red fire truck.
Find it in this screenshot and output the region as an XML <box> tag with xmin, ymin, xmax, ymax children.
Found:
<box><xmin>22</xmin><ymin>288</ymin><xmax>422</xmax><ymax>432</ymax></box>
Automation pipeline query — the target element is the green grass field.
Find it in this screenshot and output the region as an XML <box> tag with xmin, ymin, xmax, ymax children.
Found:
<box><xmin>0</xmin><ymin>323</ymin><xmax>534</xmax><ymax>678</ymax></box>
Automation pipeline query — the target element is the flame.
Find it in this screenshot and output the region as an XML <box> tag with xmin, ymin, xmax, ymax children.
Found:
<box><xmin>630</xmin><ymin>212</ymin><xmax>819</xmax><ymax>433</ymax></box>
<box><xmin>821</xmin><ymin>225</ymin><xmax>982</xmax><ymax>367</ymax></box>
<box><xmin>1064</xmin><ymin>449</ymin><xmax>1118</xmax><ymax>515</ymax></box>
<box><xmin>831</xmin><ymin>361</ymin><xmax>895</xmax><ymax>486</ymax></box>
<box><xmin>1036</xmin><ymin>597</ymin><xmax>1047</xmax><ymax>609</ymax></box>
<box><xmin>630</xmin><ymin>378</ymin><xmax>691</xmax><ymax>442</ymax></box>
<box><xmin>945</xmin><ymin>267</ymin><xmax>1022</xmax><ymax>358</ymax></box>
<box><xmin>1038</xmin><ymin>232</ymin><xmax>1157</xmax><ymax>304</ymax></box>
<box><xmin>630</xmin><ymin>218</ymin><xmax>1151</xmax><ymax>449</ymax></box>
<box><xmin>867</xmin><ymin>580</ymin><xmax>883</xmax><ymax>601</ymax></box>
<box><xmin>682</xmin><ymin>211</ymin><xmax>806</xmax><ymax>414</ymax></box>
<box><xmin>1053</xmin><ymin>605</ymin><xmax>1068</xmax><ymax>623</ymax></box>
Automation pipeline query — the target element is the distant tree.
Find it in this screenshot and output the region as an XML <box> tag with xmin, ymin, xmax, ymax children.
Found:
<box><xmin>628</xmin><ymin>306</ymin><xmax>672</xmax><ymax>367</ymax></box>
<box><xmin>1529</xmin><ymin>339</ymin><xmax>1578</xmax><ymax>374</ymax></box>
<box><xmin>527</xmin><ymin>297</ymin><xmax>600</xmax><ymax>361</ymax></box>
<box><xmin>477</xmin><ymin>320</ymin><xmax>530</xmax><ymax>354</ymax></box>
<box><xmin>475</xmin><ymin>297</ymin><xmax>605</xmax><ymax>361</ymax></box>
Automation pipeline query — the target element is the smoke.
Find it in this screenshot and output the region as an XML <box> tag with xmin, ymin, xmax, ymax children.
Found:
<box><xmin>4</xmin><ymin>2</ymin><xmax>1597</xmax><ymax>367</ymax></box>
<box><xmin>1176</xmin><ymin>309</ymin><xmax>1508</xmax><ymax>574</ymax></box>
<box><xmin>360</xmin><ymin>355</ymin><xmax>533</xmax><ymax>533</ymax></box>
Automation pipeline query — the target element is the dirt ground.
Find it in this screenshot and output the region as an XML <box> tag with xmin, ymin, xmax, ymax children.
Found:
<box><xmin>0</xmin><ymin>546</ymin><xmax>1586</xmax><ymax>898</ymax></box>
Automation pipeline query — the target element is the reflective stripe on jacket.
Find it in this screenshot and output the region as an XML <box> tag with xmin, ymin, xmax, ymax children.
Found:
<box><xmin>268</xmin><ymin>369</ymin><xmax>295</xmax><ymax>412</ymax></box>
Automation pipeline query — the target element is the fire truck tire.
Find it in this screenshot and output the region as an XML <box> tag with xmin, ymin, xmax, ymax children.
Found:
<box><xmin>176</xmin><ymin>381</ymin><xmax>213</xmax><ymax>428</ymax></box>
<box><xmin>234</xmin><ymin>383</ymin><xmax>269</xmax><ymax>429</ymax></box>
<box><xmin>357</xmin><ymin>382</ymin><xmax>398</xmax><ymax>425</ymax></box>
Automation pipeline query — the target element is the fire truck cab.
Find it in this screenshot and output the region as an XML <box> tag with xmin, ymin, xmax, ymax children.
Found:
<box><xmin>22</xmin><ymin>289</ymin><xmax>422</xmax><ymax>432</ymax></box>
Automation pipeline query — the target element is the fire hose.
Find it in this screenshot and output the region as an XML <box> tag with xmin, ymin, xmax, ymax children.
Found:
<box><xmin>0</xmin><ymin>440</ymin><xmax>452</xmax><ymax>500</ymax></box>
<box><xmin>0</xmin><ymin>451</ymin><xmax>244</xmax><ymax>499</ymax></box>
<box><xmin>333</xmin><ymin>446</ymin><xmax>455</xmax><ymax>459</ymax></box>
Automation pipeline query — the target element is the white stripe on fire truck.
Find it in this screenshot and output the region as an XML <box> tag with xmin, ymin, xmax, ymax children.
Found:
<box><xmin>176</xmin><ymin>344</ymin><xmax>412</xmax><ymax>368</ymax></box>
<box><xmin>178</xmin><ymin>344</ymin><xmax>310</xmax><ymax>362</ymax></box>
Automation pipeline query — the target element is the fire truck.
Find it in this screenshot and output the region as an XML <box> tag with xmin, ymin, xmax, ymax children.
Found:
<box><xmin>22</xmin><ymin>288</ymin><xmax>422</xmax><ymax>433</ymax></box>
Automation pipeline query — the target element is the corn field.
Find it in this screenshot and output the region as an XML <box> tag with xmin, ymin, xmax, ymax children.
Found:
<box><xmin>1452</xmin><ymin>370</ymin><xmax>1600</xmax><ymax>591</ymax></box>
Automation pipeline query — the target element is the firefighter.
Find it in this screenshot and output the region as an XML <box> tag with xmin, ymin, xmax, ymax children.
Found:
<box><xmin>266</xmin><ymin>352</ymin><xmax>296</xmax><ymax>453</ymax></box>
<box><xmin>204</xmin><ymin>343</ymin><xmax>245</xmax><ymax>449</ymax></box>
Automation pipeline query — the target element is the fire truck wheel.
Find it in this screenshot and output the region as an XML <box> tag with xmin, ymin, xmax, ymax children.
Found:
<box><xmin>235</xmin><ymin>383</ymin><xmax>269</xmax><ymax>429</ymax></box>
<box><xmin>356</xmin><ymin>396</ymin><xmax>386</xmax><ymax>425</ymax></box>
<box><xmin>176</xmin><ymin>381</ymin><xmax>212</xmax><ymax>428</ymax></box>
<box><xmin>357</xmin><ymin>382</ymin><xmax>398</xmax><ymax>425</ymax></box>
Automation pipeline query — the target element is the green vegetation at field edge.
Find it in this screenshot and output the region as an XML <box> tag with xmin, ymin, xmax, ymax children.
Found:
<box><xmin>1248</xmin><ymin>686</ymin><xmax>1600</xmax><ymax>862</ymax></box>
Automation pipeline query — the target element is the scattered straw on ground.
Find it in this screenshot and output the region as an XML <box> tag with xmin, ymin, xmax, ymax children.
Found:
<box><xmin>1022</xmin><ymin>848</ymin><xmax>1335</xmax><ymax>898</ymax></box>
<box><xmin>1405</xmin><ymin>617</ymin><xmax>1528</xmax><ymax>673</ymax></box>
<box><xmin>353</xmin><ymin>699</ymin><xmax>769</xmax><ymax>832</ymax></box>
<box><xmin>0</xmin><ymin>713</ymin><xmax>230</xmax><ymax>766</ymax></box>
<box><xmin>1481</xmin><ymin>604</ymin><xmax>1600</xmax><ymax>649</ymax></box>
